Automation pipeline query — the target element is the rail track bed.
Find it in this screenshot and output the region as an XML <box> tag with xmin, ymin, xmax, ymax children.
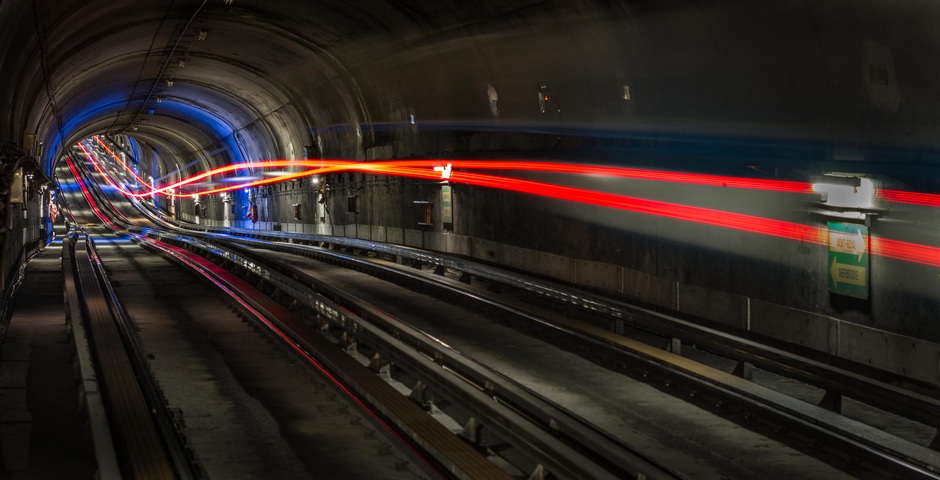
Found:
<box><xmin>196</xmin><ymin>232</ymin><xmax>940</xmax><ymax>480</ymax></box>
<box><xmin>70</xmin><ymin>233</ymin><xmax>435</xmax><ymax>479</ymax></box>
<box><xmin>166</xmin><ymin>237</ymin><xmax>847</xmax><ymax>478</ymax></box>
<box><xmin>54</xmin><ymin>157</ymin><xmax>940</xmax><ymax>478</ymax></box>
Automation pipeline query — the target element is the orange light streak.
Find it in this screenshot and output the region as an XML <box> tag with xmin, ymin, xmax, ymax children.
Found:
<box><xmin>129</xmin><ymin>160</ymin><xmax>355</xmax><ymax>197</ymax></box>
<box><xmin>92</xmin><ymin>135</ymin><xmax>154</xmax><ymax>189</ymax></box>
<box><xmin>336</xmin><ymin>164</ymin><xmax>940</xmax><ymax>268</ymax></box>
<box><xmin>84</xmin><ymin>156</ymin><xmax>822</xmax><ymax>198</ymax></box>
<box><xmin>366</xmin><ymin>164</ymin><xmax>830</xmax><ymax>244</ymax></box>
<box><xmin>76</xmin><ymin>149</ymin><xmax>940</xmax><ymax>209</ymax></box>
<box><xmin>63</xmin><ymin>155</ymin><xmax>443</xmax><ymax>475</ymax></box>
<box><xmin>73</xmin><ymin>152</ymin><xmax>940</xmax><ymax>267</ymax></box>
<box><xmin>77</xmin><ymin>142</ymin><xmax>140</xmax><ymax>198</ymax></box>
<box><xmin>385</xmin><ymin>160</ymin><xmax>816</xmax><ymax>194</ymax></box>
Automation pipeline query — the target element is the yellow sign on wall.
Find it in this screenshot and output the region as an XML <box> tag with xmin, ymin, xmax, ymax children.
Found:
<box><xmin>828</xmin><ymin>222</ymin><xmax>869</xmax><ymax>299</ymax></box>
<box><xmin>441</xmin><ymin>185</ymin><xmax>452</xmax><ymax>224</ymax></box>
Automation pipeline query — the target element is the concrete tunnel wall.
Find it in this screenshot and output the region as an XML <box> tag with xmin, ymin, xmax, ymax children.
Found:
<box><xmin>1</xmin><ymin>1</ymin><xmax>939</xmax><ymax>386</ymax></box>
<box><xmin>183</xmin><ymin>161</ymin><xmax>940</xmax><ymax>386</ymax></box>
<box><xmin>172</xmin><ymin>2</ymin><xmax>940</xmax><ymax>385</ymax></box>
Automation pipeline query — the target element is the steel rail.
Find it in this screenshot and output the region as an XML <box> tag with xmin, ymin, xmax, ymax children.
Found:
<box><xmin>100</xmin><ymin>160</ymin><xmax>940</xmax><ymax>443</ymax></box>
<box><xmin>73</xmin><ymin>159</ymin><xmax>940</xmax><ymax>477</ymax></box>
<box><xmin>84</xmin><ymin>235</ymin><xmax>201</xmax><ymax>479</ymax></box>
<box><xmin>62</xmin><ymin>234</ymin><xmax>121</xmax><ymax>479</ymax></box>
<box><xmin>194</xmin><ymin>226</ymin><xmax>940</xmax><ymax>447</ymax></box>
<box><xmin>213</xmin><ymin>234</ymin><xmax>940</xmax><ymax>480</ymax></box>
<box><xmin>71</xmin><ymin>234</ymin><xmax>177</xmax><ymax>480</ymax></box>
<box><xmin>128</xmin><ymin>232</ymin><xmax>510</xmax><ymax>480</ymax></box>
<box><xmin>225</xmin><ymin>240</ymin><xmax>683</xmax><ymax>480</ymax></box>
<box><xmin>139</xmin><ymin>230</ymin><xmax>678</xmax><ymax>479</ymax></box>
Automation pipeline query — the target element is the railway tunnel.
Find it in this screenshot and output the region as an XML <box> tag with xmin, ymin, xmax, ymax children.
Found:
<box><xmin>1</xmin><ymin>1</ymin><xmax>940</xmax><ymax>479</ymax></box>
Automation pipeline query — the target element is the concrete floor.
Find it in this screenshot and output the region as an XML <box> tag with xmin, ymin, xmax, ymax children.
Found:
<box><xmin>3</xmin><ymin>233</ymin><xmax>928</xmax><ymax>479</ymax></box>
<box><xmin>253</xmin><ymin>246</ymin><xmax>866</xmax><ymax>479</ymax></box>
<box><xmin>0</xmin><ymin>236</ymin><xmax>433</xmax><ymax>479</ymax></box>
<box><xmin>0</xmin><ymin>241</ymin><xmax>98</xmax><ymax>479</ymax></box>
<box><xmin>97</xmin><ymin>238</ymin><xmax>429</xmax><ymax>479</ymax></box>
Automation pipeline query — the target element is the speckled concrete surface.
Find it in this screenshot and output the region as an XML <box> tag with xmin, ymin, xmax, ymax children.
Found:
<box><xmin>98</xmin><ymin>238</ymin><xmax>429</xmax><ymax>480</ymax></box>
<box><xmin>254</xmin><ymin>247</ymin><xmax>866</xmax><ymax>479</ymax></box>
<box><xmin>0</xmin><ymin>245</ymin><xmax>97</xmax><ymax>479</ymax></box>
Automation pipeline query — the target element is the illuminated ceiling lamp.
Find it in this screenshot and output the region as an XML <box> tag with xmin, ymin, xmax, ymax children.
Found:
<box><xmin>810</xmin><ymin>173</ymin><xmax>877</xmax><ymax>221</ymax></box>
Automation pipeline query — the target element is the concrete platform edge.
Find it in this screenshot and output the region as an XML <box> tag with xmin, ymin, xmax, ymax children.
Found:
<box><xmin>63</xmin><ymin>241</ymin><xmax>122</xmax><ymax>479</ymax></box>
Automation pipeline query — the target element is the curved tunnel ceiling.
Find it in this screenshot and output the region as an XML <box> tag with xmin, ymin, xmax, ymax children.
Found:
<box><xmin>3</xmin><ymin>1</ymin><xmax>940</xmax><ymax>190</ymax></box>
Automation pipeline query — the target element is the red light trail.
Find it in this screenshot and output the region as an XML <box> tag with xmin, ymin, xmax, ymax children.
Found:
<box><xmin>80</xmin><ymin>146</ymin><xmax>821</xmax><ymax>198</ymax></box>
<box><xmin>77</xmin><ymin>142</ymin><xmax>140</xmax><ymax>198</ymax></box>
<box><xmin>92</xmin><ymin>135</ymin><xmax>154</xmax><ymax>189</ymax></box>
<box><xmin>304</xmin><ymin>163</ymin><xmax>940</xmax><ymax>268</ymax></box>
<box><xmin>79</xmin><ymin>146</ymin><xmax>940</xmax><ymax>209</ymax></box>
<box><xmin>64</xmin><ymin>153</ymin><xmax>445</xmax><ymax>477</ymax></box>
<box><xmin>364</xmin><ymin>160</ymin><xmax>818</xmax><ymax>194</ymax></box>
<box><xmin>65</xmin><ymin>154</ymin><xmax>123</xmax><ymax>230</ymax></box>
<box><xmin>150</xmin><ymin>239</ymin><xmax>442</xmax><ymax>477</ymax></box>
<box><xmin>359</xmin><ymin>164</ymin><xmax>831</xmax><ymax>244</ymax></box>
<box><xmin>877</xmin><ymin>189</ymin><xmax>940</xmax><ymax>208</ymax></box>
<box><xmin>871</xmin><ymin>237</ymin><xmax>940</xmax><ymax>267</ymax></box>
<box><xmin>74</xmin><ymin>147</ymin><xmax>940</xmax><ymax>268</ymax></box>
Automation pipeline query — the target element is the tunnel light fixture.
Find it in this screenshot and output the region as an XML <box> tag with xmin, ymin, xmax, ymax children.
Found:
<box><xmin>198</xmin><ymin>30</ymin><xmax>208</xmax><ymax>41</ymax></box>
<box><xmin>811</xmin><ymin>174</ymin><xmax>874</xmax><ymax>210</ymax></box>
<box><xmin>433</xmin><ymin>163</ymin><xmax>452</xmax><ymax>179</ymax></box>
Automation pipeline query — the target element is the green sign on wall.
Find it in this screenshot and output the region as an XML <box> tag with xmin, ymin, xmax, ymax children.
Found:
<box><xmin>441</xmin><ymin>185</ymin><xmax>452</xmax><ymax>224</ymax></box>
<box><xmin>828</xmin><ymin>222</ymin><xmax>869</xmax><ymax>299</ymax></box>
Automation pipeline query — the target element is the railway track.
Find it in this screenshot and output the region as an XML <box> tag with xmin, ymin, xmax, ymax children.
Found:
<box><xmin>167</xmin><ymin>227</ymin><xmax>940</xmax><ymax>479</ymax></box>
<box><xmin>60</xmin><ymin>154</ymin><xmax>940</xmax><ymax>479</ymax></box>
<box><xmin>67</xmin><ymin>230</ymin><xmax>446</xmax><ymax>479</ymax></box>
<box><xmin>67</xmin><ymin>157</ymin><xmax>677</xmax><ymax>478</ymax></box>
<box><xmin>59</xmin><ymin>160</ymin><xmax>446</xmax><ymax>479</ymax></box>
<box><xmin>65</xmin><ymin>233</ymin><xmax>192</xmax><ymax>479</ymax></box>
<box><xmin>141</xmin><ymin>230</ymin><xmax>680</xmax><ymax>479</ymax></box>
